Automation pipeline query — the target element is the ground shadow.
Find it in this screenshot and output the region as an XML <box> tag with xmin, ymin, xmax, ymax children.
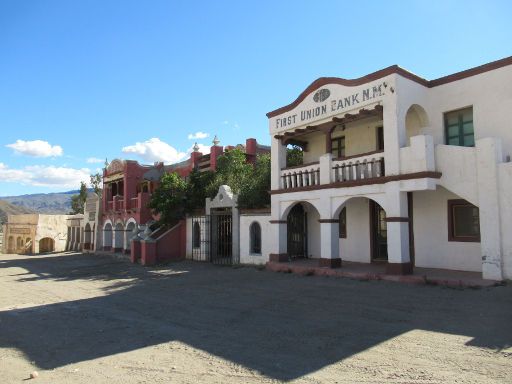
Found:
<box><xmin>0</xmin><ymin>253</ymin><xmax>511</xmax><ymax>381</ymax></box>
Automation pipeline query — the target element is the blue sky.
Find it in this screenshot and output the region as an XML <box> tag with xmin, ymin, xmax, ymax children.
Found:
<box><xmin>0</xmin><ymin>0</ymin><xmax>511</xmax><ymax>196</ymax></box>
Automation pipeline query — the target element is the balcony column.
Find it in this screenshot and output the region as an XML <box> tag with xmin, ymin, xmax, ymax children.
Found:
<box><xmin>271</xmin><ymin>137</ymin><xmax>287</xmax><ymax>190</ymax></box>
<box><xmin>385</xmin><ymin>183</ymin><xmax>412</xmax><ymax>274</ymax></box>
<box><xmin>319</xmin><ymin>153</ymin><xmax>332</xmax><ymax>185</ymax></box>
<box><xmin>382</xmin><ymin>98</ymin><xmax>404</xmax><ymax>175</ymax></box>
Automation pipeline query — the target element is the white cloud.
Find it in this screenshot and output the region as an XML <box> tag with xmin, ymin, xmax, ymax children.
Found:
<box><xmin>0</xmin><ymin>163</ymin><xmax>90</xmax><ymax>188</ymax></box>
<box><xmin>187</xmin><ymin>131</ymin><xmax>209</xmax><ymax>140</ymax></box>
<box><xmin>6</xmin><ymin>140</ymin><xmax>63</xmax><ymax>157</ymax></box>
<box><xmin>122</xmin><ymin>138</ymin><xmax>187</xmax><ymax>164</ymax></box>
<box><xmin>86</xmin><ymin>157</ymin><xmax>104</xmax><ymax>164</ymax></box>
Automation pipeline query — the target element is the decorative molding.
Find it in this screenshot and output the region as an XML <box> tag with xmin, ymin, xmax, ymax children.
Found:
<box><xmin>267</xmin><ymin>56</ymin><xmax>512</xmax><ymax>118</ymax></box>
<box><xmin>269</xmin><ymin>220</ymin><xmax>287</xmax><ymax>224</ymax></box>
<box><xmin>318</xmin><ymin>219</ymin><xmax>339</xmax><ymax>223</ymax></box>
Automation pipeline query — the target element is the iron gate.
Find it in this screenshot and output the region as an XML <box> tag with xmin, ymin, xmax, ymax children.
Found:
<box><xmin>191</xmin><ymin>215</ymin><xmax>210</xmax><ymax>261</ymax></box>
<box><xmin>191</xmin><ymin>209</ymin><xmax>237</xmax><ymax>265</ymax></box>
<box><xmin>210</xmin><ymin>208</ymin><xmax>236</xmax><ymax>265</ymax></box>
<box><xmin>287</xmin><ymin>204</ymin><xmax>308</xmax><ymax>259</ymax></box>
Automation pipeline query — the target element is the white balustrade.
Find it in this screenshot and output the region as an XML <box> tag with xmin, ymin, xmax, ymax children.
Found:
<box><xmin>280</xmin><ymin>164</ymin><xmax>320</xmax><ymax>189</ymax></box>
<box><xmin>332</xmin><ymin>153</ymin><xmax>385</xmax><ymax>182</ymax></box>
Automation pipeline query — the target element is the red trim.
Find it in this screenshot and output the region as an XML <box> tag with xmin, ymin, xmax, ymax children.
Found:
<box><xmin>267</xmin><ymin>56</ymin><xmax>512</xmax><ymax>118</ymax></box>
<box><xmin>333</xmin><ymin>149</ymin><xmax>384</xmax><ymax>162</ymax></box>
<box><xmin>386</xmin><ymin>262</ymin><xmax>413</xmax><ymax>275</ymax></box>
<box><xmin>269</xmin><ymin>220</ymin><xmax>287</xmax><ymax>224</ymax></box>
<box><xmin>281</xmin><ymin>161</ymin><xmax>320</xmax><ymax>171</ymax></box>
<box><xmin>447</xmin><ymin>199</ymin><xmax>481</xmax><ymax>242</ymax></box>
<box><xmin>319</xmin><ymin>258</ymin><xmax>342</xmax><ymax>268</ymax></box>
<box><xmin>269</xmin><ymin>253</ymin><xmax>288</xmax><ymax>262</ymax></box>
<box><xmin>318</xmin><ymin>219</ymin><xmax>339</xmax><ymax>223</ymax></box>
<box><xmin>385</xmin><ymin>217</ymin><xmax>410</xmax><ymax>222</ymax></box>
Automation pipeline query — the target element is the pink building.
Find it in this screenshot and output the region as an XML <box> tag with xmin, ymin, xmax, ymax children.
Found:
<box><xmin>100</xmin><ymin>137</ymin><xmax>269</xmax><ymax>265</ymax></box>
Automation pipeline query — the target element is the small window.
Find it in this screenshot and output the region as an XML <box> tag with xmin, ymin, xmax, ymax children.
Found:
<box><xmin>193</xmin><ymin>222</ymin><xmax>201</xmax><ymax>248</ymax></box>
<box><xmin>331</xmin><ymin>137</ymin><xmax>346</xmax><ymax>158</ymax></box>
<box><xmin>444</xmin><ymin>107</ymin><xmax>474</xmax><ymax>147</ymax></box>
<box><xmin>250</xmin><ymin>222</ymin><xmax>262</xmax><ymax>255</ymax></box>
<box><xmin>339</xmin><ymin>207</ymin><xmax>347</xmax><ymax>238</ymax></box>
<box><xmin>376</xmin><ymin>126</ymin><xmax>384</xmax><ymax>151</ymax></box>
<box><xmin>448</xmin><ymin>199</ymin><xmax>480</xmax><ymax>242</ymax></box>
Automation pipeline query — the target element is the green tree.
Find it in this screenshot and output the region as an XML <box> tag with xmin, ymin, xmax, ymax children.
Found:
<box><xmin>238</xmin><ymin>153</ymin><xmax>271</xmax><ymax>209</ymax></box>
<box><xmin>186</xmin><ymin>168</ymin><xmax>214</xmax><ymax>212</ymax></box>
<box><xmin>286</xmin><ymin>145</ymin><xmax>303</xmax><ymax>167</ymax></box>
<box><xmin>207</xmin><ymin>149</ymin><xmax>252</xmax><ymax>198</ymax></box>
<box><xmin>70</xmin><ymin>181</ymin><xmax>88</xmax><ymax>214</ymax></box>
<box><xmin>90</xmin><ymin>173</ymin><xmax>102</xmax><ymax>195</ymax></box>
<box><xmin>147</xmin><ymin>172</ymin><xmax>187</xmax><ymax>226</ymax></box>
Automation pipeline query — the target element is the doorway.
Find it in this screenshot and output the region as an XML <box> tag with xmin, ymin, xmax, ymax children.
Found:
<box><xmin>370</xmin><ymin>200</ymin><xmax>388</xmax><ymax>261</ymax></box>
<box><xmin>287</xmin><ymin>204</ymin><xmax>308</xmax><ymax>259</ymax></box>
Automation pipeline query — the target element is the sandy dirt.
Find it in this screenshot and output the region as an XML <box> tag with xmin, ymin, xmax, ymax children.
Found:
<box><xmin>0</xmin><ymin>252</ymin><xmax>511</xmax><ymax>383</ymax></box>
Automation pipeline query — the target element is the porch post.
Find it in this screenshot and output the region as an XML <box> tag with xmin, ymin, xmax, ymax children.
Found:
<box><xmin>319</xmin><ymin>219</ymin><xmax>341</xmax><ymax>268</ymax></box>
<box><xmin>271</xmin><ymin>137</ymin><xmax>286</xmax><ymax>190</ymax></box>
<box><xmin>385</xmin><ymin>183</ymin><xmax>412</xmax><ymax>274</ymax></box>
<box><xmin>269</xmin><ymin>196</ymin><xmax>287</xmax><ymax>262</ymax></box>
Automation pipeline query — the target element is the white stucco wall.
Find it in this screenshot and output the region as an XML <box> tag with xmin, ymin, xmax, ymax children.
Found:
<box><xmin>498</xmin><ymin>162</ymin><xmax>512</xmax><ymax>279</ymax></box>
<box><xmin>412</xmin><ymin>187</ymin><xmax>481</xmax><ymax>272</ymax></box>
<box><xmin>239</xmin><ymin>214</ymin><xmax>271</xmax><ymax>265</ymax></box>
<box><xmin>339</xmin><ymin>198</ymin><xmax>371</xmax><ymax>263</ymax></box>
<box><xmin>304</xmin><ymin>205</ymin><xmax>320</xmax><ymax>258</ymax></box>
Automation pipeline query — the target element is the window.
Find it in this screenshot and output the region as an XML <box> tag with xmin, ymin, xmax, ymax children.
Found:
<box><xmin>331</xmin><ymin>137</ymin><xmax>345</xmax><ymax>158</ymax></box>
<box><xmin>445</xmin><ymin>107</ymin><xmax>474</xmax><ymax>147</ymax></box>
<box><xmin>250</xmin><ymin>222</ymin><xmax>262</xmax><ymax>254</ymax></box>
<box><xmin>193</xmin><ymin>222</ymin><xmax>201</xmax><ymax>248</ymax></box>
<box><xmin>376</xmin><ymin>126</ymin><xmax>384</xmax><ymax>151</ymax></box>
<box><xmin>339</xmin><ymin>207</ymin><xmax>347</xmax><ymax>238</ymax></box>
<box><xmin>448</xmin><ymin>199</ymin><xmax>480</xmax><ymax>242</ymax></box>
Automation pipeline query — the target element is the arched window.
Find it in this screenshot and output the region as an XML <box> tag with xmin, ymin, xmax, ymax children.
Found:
<box><xmin>250</xmin><ymin>222</ymin><xmax>261</xmax><ymax>255</ymax></box>
<box><xmin>193</xmin><ymin>222</ymin><xmax>201</xmax><ymax>248</ymax></box>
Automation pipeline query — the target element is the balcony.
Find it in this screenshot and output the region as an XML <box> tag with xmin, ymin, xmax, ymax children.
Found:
<box><xmin>279</xmin><ymin>151</ymin><xmax>385</xmax><ymax>191</ymax></box>
<box><xmin>281</xmin><ymin>162</ymin><xmax>320</xmax><ymax>189</ymax></box>
<box><xmin>332</xmin><ymin>151</ymin><xmax>384</xmax><ymax>182</ymax></box>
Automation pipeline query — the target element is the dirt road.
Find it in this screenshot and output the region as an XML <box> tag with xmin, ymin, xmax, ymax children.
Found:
<box><xmin>0</xmin><ymin>252</ymin><xmax>510</xmax><ymax>383</ymax></box>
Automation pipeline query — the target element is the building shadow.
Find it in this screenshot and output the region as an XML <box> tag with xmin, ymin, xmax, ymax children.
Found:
<box><xmin>0</xmin><ymin>254</ymin><xmax>510</xmax><ymax>381</ymax></box>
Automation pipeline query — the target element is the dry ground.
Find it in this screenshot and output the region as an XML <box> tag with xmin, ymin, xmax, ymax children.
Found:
<box><xmin>0</xmin><ymin>252</ymin><xmax>511</xmax><ymax>383</ymax></box>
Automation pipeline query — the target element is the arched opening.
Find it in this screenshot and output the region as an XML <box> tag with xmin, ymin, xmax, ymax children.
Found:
<box><xmin>84</xmin><ymin>223</ymin><xmax>92</xmax><ymax>250</ymax></box>
<box><xmin>16</xmin><ymin>236</ymin><xmax>24</xmax><ymax>251</ymax></box>
<box><xmin>39</xmin><ymin>237</ymin><xmax>55</xmax><ymax>253</ymax></box>
<box><xmin>114</xmin><ymin>222</ymin><xmax>124</xmax><ymax>251</ymax></box>
<box><xmin>405</xmin><ymin>104</ymin><xmax>429</xmax><ymax>145</ymax></box>
<box><xmin>333</xmin><ymin>196</ymin><xmax>388</xmax><ymax>263</ymax></box>
<box><xmin>7</xmin><ymin>236</ymin><xmax>14</xmax><ymax>253</ymax></box>
<box><xmin>284</xmin><ymin>202</ymin><xmax>321</xmax><ymax>260</ymax></box>
<box><xmin>249</xmin><ymin>222</ymin><xmax>261</xmax><ymax>255</ymax></box>
<box><xmin>125</xmin><ymin>222</ymin><xmax>136</xmax><ymax>251</ymax></box>
<box><xmin>193</xmin><ymin>221</ymin><xmax>201</xmax><ymax>248</ymax></box>
<box><xmin>103</xmin><ymin>223</ymin><xmax>113</xmax><ymax>250</ymax></box>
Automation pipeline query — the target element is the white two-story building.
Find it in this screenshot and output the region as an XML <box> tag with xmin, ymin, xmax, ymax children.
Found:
<box><xmin>267</xmin><ymin>56</ymin><xmax>512</xmax><ymax>281</ymax></box>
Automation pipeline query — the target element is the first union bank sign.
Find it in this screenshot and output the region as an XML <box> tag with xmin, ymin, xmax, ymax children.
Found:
<box><xmin>274</xmin><ymin>83</ymin><xmax>386</xmax><ymax>130</ymax></box>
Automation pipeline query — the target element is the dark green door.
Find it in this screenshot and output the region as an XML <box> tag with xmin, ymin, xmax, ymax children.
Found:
<box><xmin>287</xmin><ymin>204</ymin><xmax>307</xmax><ymax>259</ymax></box>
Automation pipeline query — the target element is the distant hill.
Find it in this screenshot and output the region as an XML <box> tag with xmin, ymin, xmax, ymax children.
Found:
<box><xmin>0</xmin><ymin>189</ymin><xmax>93</xmax><ymax>215</ymax></box>
<box><xmin>0</xmin><ymin>200</ymin><xmax>36</xmax><ymax>227</ymax></box>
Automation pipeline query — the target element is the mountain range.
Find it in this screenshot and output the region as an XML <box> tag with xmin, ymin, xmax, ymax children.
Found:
<box><xmin>0</xmin><ymin>189</ymin><xmax>87</xmax><ymax>216</ymax></box>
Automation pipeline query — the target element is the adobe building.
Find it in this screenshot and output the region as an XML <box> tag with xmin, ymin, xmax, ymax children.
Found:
<box><xmin>265</xmin><ymin>56</ymin><xmax>512</xmax><ymax>281</ymax></box>
<box><xmin>2</xmin><ymin>214</ymin><xmax>70</xmax><ymax>254</ymax></box>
